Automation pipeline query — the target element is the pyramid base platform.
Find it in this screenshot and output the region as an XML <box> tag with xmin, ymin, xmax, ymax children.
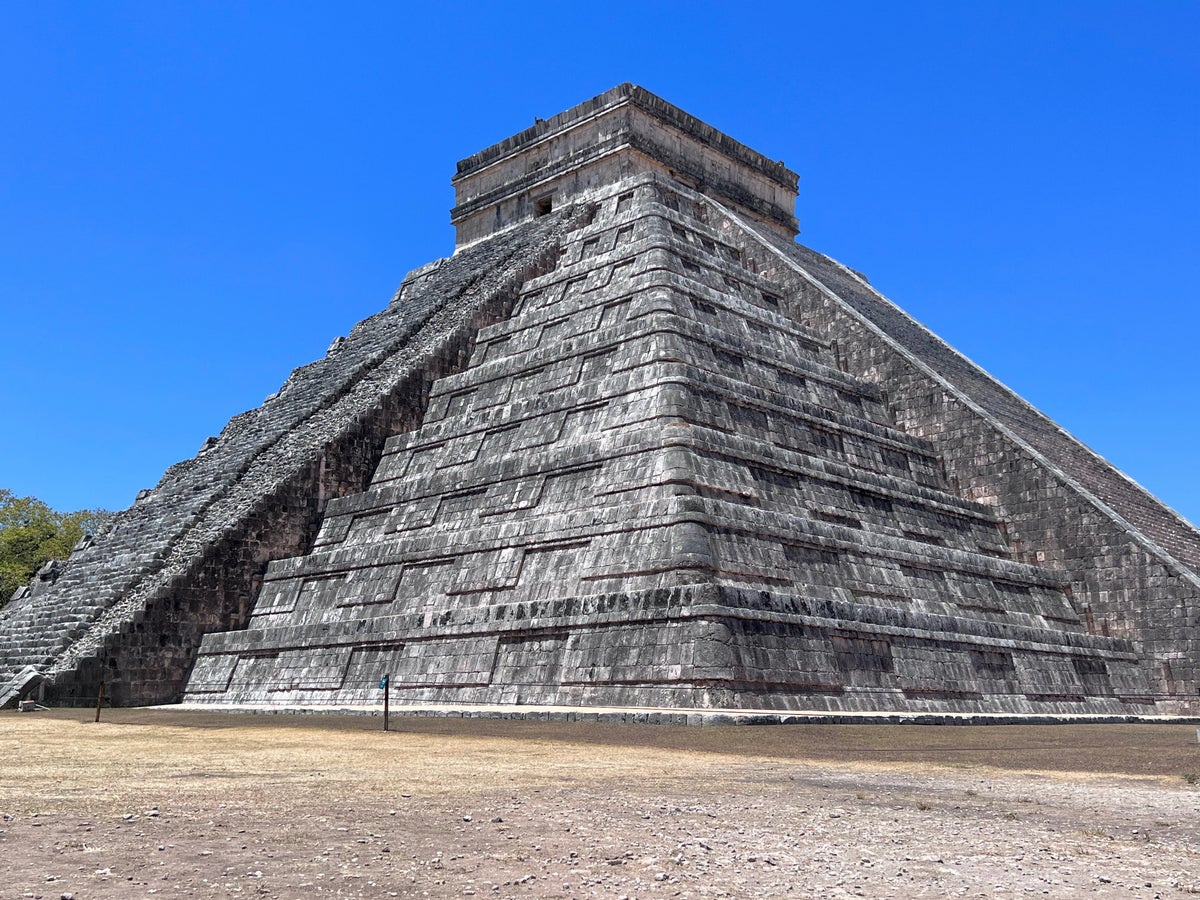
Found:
<box><xmin>183</xmin><ymin>584</ymin><xmax>1174</xmax><ymax>717</ymax></box>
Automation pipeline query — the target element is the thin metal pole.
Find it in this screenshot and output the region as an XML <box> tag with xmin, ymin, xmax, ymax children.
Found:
<box><xmin>94</xmin><ymin>680</ymin><xmax>105</xmax><ymax>723</ymax></box>
<box><xmin>383</xmin><ymin>674</ymin><xmax>390</xmax><ymax>732</ymax></box>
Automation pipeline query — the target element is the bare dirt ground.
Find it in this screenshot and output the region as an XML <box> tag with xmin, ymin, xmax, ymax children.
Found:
<box><xmin>2</xmin><ymin>709</ymin><xmax>1199</xmax><ymax>899</ymax></box>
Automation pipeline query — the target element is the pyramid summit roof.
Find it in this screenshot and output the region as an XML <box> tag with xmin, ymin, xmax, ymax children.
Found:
<box><xmin>451</xmin><ymin>83</ymin><xmax>799</xmax><ymax>247</ymax></box>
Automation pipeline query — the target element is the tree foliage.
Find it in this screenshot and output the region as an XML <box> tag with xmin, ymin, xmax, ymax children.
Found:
<box><xmin>0</xmin><ymin>490</ymin><xmax>109</xmax><ymax>605</ymax></box>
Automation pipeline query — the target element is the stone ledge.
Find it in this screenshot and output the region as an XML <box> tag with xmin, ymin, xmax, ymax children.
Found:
<box><xmin>161</xmin><ymin>701</ymin><xmax>1200</xmax><ymax>728</ymax></box>
<box><xmin>454</xmin><ymin>84</ymin><xmax>796</xmax><ymax>190</ymax></box>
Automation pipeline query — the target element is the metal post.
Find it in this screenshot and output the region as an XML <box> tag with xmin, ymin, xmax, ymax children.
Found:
<box><xmin>381</xmin><ymin>673</ymin><xmax>390</xmax><ymax>732</ymax></box>
<box><xmin>94</xmin><ymin>680</ymin><xmax>105</xmax><ymax>723</ymax></box>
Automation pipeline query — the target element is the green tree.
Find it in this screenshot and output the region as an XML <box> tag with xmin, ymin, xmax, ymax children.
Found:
<box><xmin>0</xmin><ymin>490</ymin><xmax>109</xmax><ymax>605</ymax></box>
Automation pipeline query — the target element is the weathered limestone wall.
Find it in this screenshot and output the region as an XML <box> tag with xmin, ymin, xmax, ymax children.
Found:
<box><xmin>0</xmin><ymin>208</ymin><xmax>584</xmax><ymax>707</ymax></box>
<box><xmin>452</xmin><ymin>83</ymin><xmax>798</xmax><ymax>247</ymax></box>
<box><xmin>705</xmin><ymin>198</ymin><xmax>1200</xmax><ymax>712</ymax></box>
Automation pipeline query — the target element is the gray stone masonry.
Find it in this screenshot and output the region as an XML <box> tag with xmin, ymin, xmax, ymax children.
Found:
<box><xmin>0</xmin><ymin>206</ymin><xmax>590</xmax><ymax>707</ymax></box>
<box><xmin>4</xmin><ymin>85</ymin><xmax>1196</xmax><ymax>715</ymax></box>
<box><xmin>187</xmin><ymin>173</ymin><xmax>1163</xmax><ymax>714</ymax></box>
<box><xmin>728</xmin><ymin>204</ymin><xmax>1200</xmax><ymax>712</ymax></box>
<box><xmin>451</xmin><ymin>83</ymin><xmax>798</xmax><ymax>247</ymax></box>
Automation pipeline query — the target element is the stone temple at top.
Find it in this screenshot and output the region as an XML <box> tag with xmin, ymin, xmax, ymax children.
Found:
<box><xmin>3</xmin><ymin>84</ymin><xmax>1198</xmax><ymax>717</ymax></box>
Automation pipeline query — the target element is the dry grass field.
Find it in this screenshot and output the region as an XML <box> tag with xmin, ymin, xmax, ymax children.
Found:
<box><xmin>2</xmin><ymin>708</ymin><xmax>1199</xmax><ymax>898</ymax></box>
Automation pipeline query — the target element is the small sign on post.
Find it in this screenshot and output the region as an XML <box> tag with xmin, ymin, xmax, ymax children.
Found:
<box><xmin>380</xmin><ymin>674</ymin><xmax>390</xmax><ymax>732</ymax></box>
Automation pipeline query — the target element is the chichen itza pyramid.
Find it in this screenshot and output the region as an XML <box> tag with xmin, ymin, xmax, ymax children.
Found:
<box><xmin>3</xmin><ymin>85</ymin><xmax>1197</xmax><ymax>718</ymax></box>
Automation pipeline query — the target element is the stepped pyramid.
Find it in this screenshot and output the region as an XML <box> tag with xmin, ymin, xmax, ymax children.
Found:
<box><xmin>4</xmin><ymin>85</ymin><xmax>1198</xmax><ymax>716</ymax></box>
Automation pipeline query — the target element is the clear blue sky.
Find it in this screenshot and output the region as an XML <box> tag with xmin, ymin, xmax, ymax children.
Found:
<box><xmin>2</xmin><ymin>1</ymin><xmax>1197</xmax><ymax>527</ymax></box>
